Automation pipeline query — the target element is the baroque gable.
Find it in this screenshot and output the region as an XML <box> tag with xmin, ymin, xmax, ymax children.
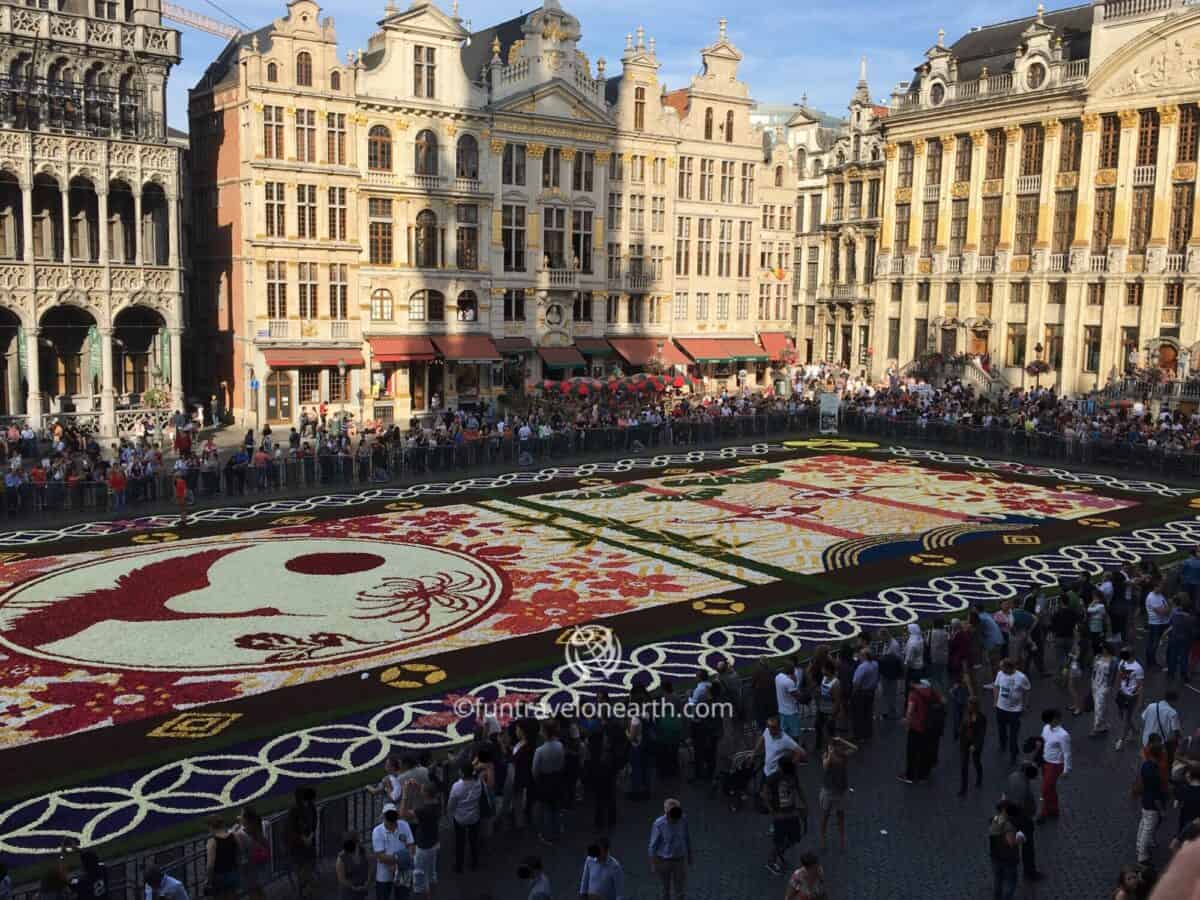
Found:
<box><xmin>493</xmin><ymin>81</ymin><xmax>611</xmax><ymax>126</ymax></box>
<box><xmin>1090</xmin><ymin>11</ymin><xmax>1200</xmax><ymax>101</ymax></box>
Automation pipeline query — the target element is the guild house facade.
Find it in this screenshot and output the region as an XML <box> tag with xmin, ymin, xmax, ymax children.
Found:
<box><xmin>188</xmin><ymin>0</ymin><xmax>803</xmax><ymax>428</ymax></box>
<box><xmin>876</xmin><ymin>0</ymin><xmax>1200</xmax><ymax>394</ymax></box>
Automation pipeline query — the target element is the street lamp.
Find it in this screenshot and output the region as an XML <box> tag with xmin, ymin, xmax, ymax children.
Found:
<box><xmin>337</xmin><ymin>357</ymin><xmax>347</xmax><ymax>425</ymax></box>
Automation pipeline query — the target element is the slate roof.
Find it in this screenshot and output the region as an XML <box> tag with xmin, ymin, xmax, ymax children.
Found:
<box><xmin>193</xmin><ymin>25</ymin><xmax>273</xmax><ymax>92</ymax></box>
<box><xmin>461</xmin><ymin>13</ymin><xmax>527</xmax><ymax>81</ymax></box>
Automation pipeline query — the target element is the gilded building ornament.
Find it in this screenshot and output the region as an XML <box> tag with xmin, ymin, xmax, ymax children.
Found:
<box><xmin>883</xmin><ymin>143</ymin><xmax>897</xmax><ymax>160</ymax></box>
<box><xmin>507</xmin><ymin>40</ymin><xmax>525</xmax><ymax>66</ymax></box>
<box><xmin>951</xmin><ymin>181</ymin><xmax>970</xmax><ymax>198</ymax></box>
<box><xmin>1127</xmin><ymin>255</ymin><xmax>1146</xmax><ymax>273</ymax></box>
<box><xmin>444</xmin><ymin>123</ymin><xmax>458</xmax><ymax>137</ymax></box>
<box><xmin>594</xmin><ymin>150</ymin><xmax>611</xmax><ymax>164</ymax></box>
<box><xmin>1095</xmin><ymin>168</ymin><xmax>1118</xmax><ymax>187</ymax></box>
<box><xmin>895</xmin><ymin>187</ymin><xmax>912</xmax><ymax>202</ymax></box>
<box><xmin>490</xmin><ymin>139</ymin><xmax>506</xmax><ymax>153</ymax></box>
<box><xmin>490</xmin><ymin>288</ymin><xmax>505</xmax><ymax>298</ymax></box>
<box><xmin>1081</xmin><ymin>113</ymin><xmax>1100</xmax><ymax>133</ymax></box>
<box><xmin>1118</xmin><ymin>109</ymin><xmax>1139</xmax><ymax>129</ymax></box>
<box><xmin>982</xmin><ymin>178</ymin><xmax>1003</xmax><ymax>196</ymax></box>
<box><xmin>1173</xmin><ymin>162</ymin><xmax>1197</xmax><ymax>182</ymax></box>
<box><xmin>917</xmin><ymin>258</ymin><xmax>932</xmax><ymax>274</ymax></box>
<box><xmin>522</xmin><ymin>287</ymin><xmax>537</xmax><ymax>298</ymax></box>
<box><xmin>1158</xmin><ymin>105</ymin><xmax>1179</xmax><ymax>125</ymax></box>
<box><xmin>394</xmin><ymin>118</ymin><xmax>410</xmax><ymax>131</ymax></box>
<box><xmin>969</xmin><ymin>129</ymin><xmax>987</xmax><ymax>143</ymax></box>
<box><xmin>621</xmin><ymin>152</ymin><xmax>634</xmax><ymax>164</ymax></box>
<box><xmin>940</xmin><ymin>135</ymin><xmax>955</xmax><ymax>150</ymax></box>
<box><xmin>913</xmin><ymin>138</ymin><xmax>925</xmax><ymax>156</ymax></box>
<box><xmin>1010</xmin><ymin>256</ymin><xmax>1030</xmax><ymax>273</ymax></box>
<box><xmin>1042</xmin><ymin>120</ymin><xmax>1060</xmax><ymax>137</ymax></box>
<box><xmin>560</xmin><ymin>148</ymin><xmax>577</xmax><ymax>161</ymax></box>
<box><xmin>1056</xmin><ymin>171</ymin><xmax>1079</xmax><ymax>190</ymax></box>
<box><xmin>1004</xmin><ymin>125</ymin><xmax>1022</xmax><ymax>142</ymax></box>
<box><xmin>526</xmin><ymin>143</ymin><xmax>546</xmax><ymax>159</ymax></box>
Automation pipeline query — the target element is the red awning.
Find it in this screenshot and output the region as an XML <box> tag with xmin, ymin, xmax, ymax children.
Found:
<box><xmin>576</xmin><ymin>337</ymin><xmax>614</xmax><ymax>356</ymax></box>
<box><xmin>263</xmin><ymin>348</ymin><xmax>364</xmax><ymax>369</ymax></box>
<box><xmin>494</xmin><ymin>337</ymin><xmax>535</xmax><ymax>354</ymax></box>
<box><xmin>432</xmin><ymin>334</ymin><xmax>501</xmax><ymax>363</ymax></box>
<box><xmin>539</xmin><ymin>346</ymin><xmax>587</xmax><ymax>368</ymax></box>
<box><xmin>368</xmin><ymin>336</ymin><xmax>437</xmax><ymax>363</ymax></box>
<box><xmin>675</xmin><ymin>337</ymin><xmax>768</xmax><ymax>364</ymax></box>
<box><xmin>759</xmin><ymin>332</ymin><xmax>793</xmax><ymax>360</ymax></box>
<box><xmin>608</xmin><ymin>338</ymin><xmax>689</xmax><ymax>367</ymax></box>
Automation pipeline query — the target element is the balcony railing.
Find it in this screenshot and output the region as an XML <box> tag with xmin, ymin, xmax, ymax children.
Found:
<box><xmin>0</xmin><ymin>75</ymin><xmax>164</xmax><ymax>142</ymax></box>
<box><xmin>268</xmin><ymin>319</ymin><xmax>290</xmax><ymax>338</ymax></box>
<box><xmin>847</xmin><ymin>205</ymin><xmax>861</xmax><ymax>220</ymax></box>
<box><xmin>547</xmin><ymin>268</ymin><xmax>577</xmax><ymax>288</ymax></box>
<box><xmin>625</xmin><ymin>271</ymin><xmax>653</xmax><ymax>291</ymax></box>
<box><xmin>1163</xmin><ymin>306</ymin><xmax>1182</xmax><ymax>324</ymax></box>
<box><xmin>331</xmin><ymin>320</ymin><xmax>350</xmax><ymax>339</ymax></box>
<box><xmin>1133</xmin><ymin>165</ymin><xmax>1157</xmax><ymax>186</ymax></box>
<box><xmin>946</xmin><ymin>256</ymin><xmax>962</xmax><ymax>274</ymax></box>
<box><xmin>1103</xmin><ymin>0</ymin><xmax>1171</xmax><ymax>18</ymax></box>
<box><xmin>1016</xmin><ymin>174</ymin><xmax>1042</xmax><ymax>194</ymax></box>
<box><xmin>1166</xmin><ymin>253</ymin><xmax>1186</xmax><ymax>273</ymax></box>
<box><xmin>832</xmin><ymin>284</ymin><xmax>856</xmax><ymax>299</ymax></box>
<box><xmin>1063</xmin><ymin>59</ymin><xmax>1090</xmax><ymax>82</ymax></box>
<box><xmin>1090</xmin><ymin>253</ymin><xmax>1109</xmax><ymax>272</ymax></box>
<box><xmin>892</xmin><ymin>58</ymin><xmax>1090</xmax><ymax>113</ymax></box>
<box><xmin>453</xmin><ymin>177</ymin><xmax>483</xmax><ymax>193</ymax></box>
<box><xmin>890</xmin><ymin>258</ymin><xmax>904</xmax><ymax>274</ymax></box>
<box><xmin>409</xmin><ymin>173</ymin><xmax>446</xmax><ymax>191</ymax></box>
<box><xmin>923</xmin><ymin>184</ymin><xmax>940</xmax><ymax>202</ymax></box>
<box><xmin>0</xmin><ymin>5</ymin><xmax>179</xmax><ymax>59</ymax></box>
<box><xmin>1048</xmin><ymin>253</ymin><xmax>1067</xmax><ymax>272</ymax></box>
<box><xmin>977</xmin><ymin>256</ymin><xmax>995</xmax><ymax>274</ymax></box>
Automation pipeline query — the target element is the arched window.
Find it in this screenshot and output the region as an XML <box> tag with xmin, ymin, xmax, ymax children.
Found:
<box><xmin>456</xmin><ymin>134</ymin><xmax>479</xmax><ymax>180</ymax></box>
<box><xmin>774</xmin><ymin>166</ymin><xmax>783</xmax><ymax>187</ymax></box>
<box><xmin>368</xmin><ymin>125</ymin><xmax>392</xmax><ymax>171</ymax></box>
<box><xmin>266</xmin><ymin>61</ymin><xmax>278</xmax><ymax>83</ymax></box>
<box><xmin>296</xmin><ymin>51</ymin><xmax>312</xmax><ymax>87</ymax></box>
<box><xmin>410</xmin><ymin>289</ymin><xmax>445</xmax><ymax>321</ymax></box>
<box><xmin>456</xmin><ymin>290</ymin><xmax>477</xmax><ymax>322</ymax></box>
<box><xmin>813</xmin><ymin>159</ymin><xmax>823</xmax><ymax>176</ymax></box>
<box><xmin>415</xmin><ymin>209</ymin><xmax>438</xmax><ymax>268</ymax></box>
<box><xmin>704</xmin><ymin>107</ymin><xmax>714</xmax><ymax>140</ymax></box>
<box><xmin>796</xmin><ymin>148</ymin><xmax>807</xmax><ymax>174</ymax></box>
<box><xmin>853</xmin><ymin>135</ymin><xmax>861</xmax><ymax>160</ymax></box>
<box><xmin>634</xmin><ymin>86</ymin><xmax>645</xmax><ymax>132</ymax></box>
<box><xmin>330</xmin><ymin>70</ymin><xmax>341</xmax><ymax>91</ymax></box>
<box><xmin>724</xmin><ymin>110</ymin><xmax>733</xmax><ymax>143</ymax></box>
<box><xmin>415</xmin><ymin>129</ymin><xmax>438</xmax><ymax>176</ymax></box>
<box><xmin>370</xmin><ymin>288</ymin><xmax>393</xmax><ymax>321</ymax></box>
<box><xmin>870</xmin><ymin>144</ymin><xmax>880</xmax><ymax>162</ymax></box>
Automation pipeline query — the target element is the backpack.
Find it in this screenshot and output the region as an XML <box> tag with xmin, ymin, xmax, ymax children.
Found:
<box><xmin>924</xmin><ymin>694</ymin><xmax>946</xmax><ymax>735</ymax></box>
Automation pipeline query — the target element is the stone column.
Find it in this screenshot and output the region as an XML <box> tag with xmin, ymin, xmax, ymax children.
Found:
<box><xmin>1147</xmin><ymin>105</ymin><xmax>1179</xmax><ymax>265</ymax></box>
<box><xmin>21</xmin><ymin>182</ymin><xmax>32</xmax><ymax>264</ymax></box>
<box><xmin>1035</xmin><ymin>120</ymin><xmax>1061</xmax><ymax>254</ymax></box>
<box><xmin>997</xmin><ymin>125</ymin><xmax>1022</xmax><ymax>256</ymax></box>
<box><xmin>61</xmin><ymin>187</ymin><xmax>71</xmax><ymax>265</ymax></box>
<box><xmin>169</xmin><ymin>326</ymin><xmax>183</xmax><ymax>410</ymax></box>
<box><xmin>99</xmin><ymin>325</ymin><xmax>115</xmax><ymax>437</ymax></box>
<box><xmin>24</xmin><ymin>327</ymin><xmax>40</xmax><ymax>429</ymax></box>
<box><xmin>167</xmin><ymin>192</ymin><xmax>179</xmax><ymax>269</ymax></box>
<box><xmin>133</xmin><ymin>188</ymin><xmax>143</xmax><ymax>266</ymax></box>
<box><xmin>908</xmin><ymin>138</ymin><xmax>928</xmax><ymax>260</ymax></box>
<box><xmin>1108</xmin><ymin>109</ymin><xmax>1141</xmax><ymax>254</ymax></box>
<box><xmin>97</xmin><ymin>187</ymin><xmax>109</xmax><ymax>265</ymax></box>
<box><xmin>880</xmin><ymin>143</ymin><xmax>898</xmax><ymax>251</ymax></box>
<box><xmin>1071</xmin><ymin>114</ymin><xmax>1102</xmax><ymax>264</ymax></box>
<box><xmin>964</xmin><ymin>130</ymin><xmax>987</xmax><ymax>256</ymax></box>
<box><xmin>934</xmin><ymin>135</ymin><xmax>955</xmax><ymax>253</ymax></box>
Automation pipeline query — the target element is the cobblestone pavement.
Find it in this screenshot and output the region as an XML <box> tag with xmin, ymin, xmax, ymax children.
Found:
<box><xmin>291</xmin><ymin>660</ymin><xmax>1193</xmax><ymax>900</ymax></box>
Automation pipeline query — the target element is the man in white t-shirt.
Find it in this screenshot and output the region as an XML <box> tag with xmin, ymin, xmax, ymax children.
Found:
<box><xmin>775</xmin><ymin>668</ymin><xmax>802</xmax><ymax>740</ymax></box>
<box><xmin>1144</xmin><ymin>582</ymin><xmax>1172</xmax><ymax>671</ymax></box>
<box><xmin>755</xmin><ymin>715</ymin><xmax>805</xmax><ymax>779</ymax></box>
<box><xmin>143</xmin><ymin>866</ymin><xmax>189</xmax><ymax>900</ymax></box>
<box><xmin>1141</xmin><ymin>689</ymin><xmax>1183</xmax><ymax>755</ymax></box>
<box><xmin>1115</xmin><ymin>648</ymin><xmax>1146</xmax><ymax>751</ymax></box>
<box><xmin>372</xmin><ymin>805</ymin><xmax>414</xmax><ymax>896</ymax></box>
<box><xmin>992</xmin><ymin>659</ymin><xmax>1032</xmax><ymax>766</ymax></box>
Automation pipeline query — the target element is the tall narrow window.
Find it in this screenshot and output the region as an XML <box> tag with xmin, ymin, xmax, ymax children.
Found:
<box><xmin>456</xmin><ymin>204</ymin><xmax>478</xmax><ymax>270</ymax></box>
<box><xmin>1129</xmin><ymin>187</ymin><xmax>1154</xmax><ymax>255</ymax></box>
<box><xmin>368</xmin><ymin>198</ymin><xmax>393</xmax><ymax>265</ymax></box>
<box><xmin>368</xmin><ymin>125</ymin><xmax>392</xmax><ymax>172</ymax></box>
<box><xmin>634</xmin><ymin>86</ymin><xmax>645</xmax><ymax>131</ymax></box>
<box><xmin>502</xmin><ymin>144</ymin><xmax>526</xmax><ymax>185</ymax></box>
<box><xmin>298</xmin><ymin>261</ymin><xmax>317</xmax><ymax>319</ymax></box>
<box><xmin>414</xmin><ymin>130</ymin><xmax>438</xmax><ymax>176</ymax></box>
<box><xmin>696</xmin><ymin>218</ymin><xmax>712</xmax><ymax>276</ymax></box>
<box><xmin>1021</xmin><ymin>123</ymin><xmax>1044</xmax><ymax>177</ymax></box>
<box><xmin>414</xmin><ymin>209</ymin><xmax>439</xmax><ymax>268</ymax></box>
<box><xmin>263</xmin><ymin>106</ymin><xmax>284</xmax><ymax>159</ymax></box>
<box><xmin>543</xmin><ymin>206</ymin><xmax>566</xmax><ymax>268</ymax></box>
<box><xmin>1059</xmin><ymin>119</ymin><xmax>1082</xmax><ymax>172</ymax></box>
<box><xmin>949</xmin><ymin>199</ymin><xmax>968</xmax><ymax>257</ymax></box>
<box><xmin>326</xmin><ymin>112</ymin><xmax>346</xmax><ymax>165</ymax></box>
<box><xmin>1136</xmin><ymin>108</ymin><xmax>1159</xmax><ymax>167</ymax></box>
<box><xmin>893</xmin><ymin>203</ymin><xmax>910</xmax><ymax>253</ymax></box>
<box><xmin>1052</xmin><ymin>191</ymin><xmax>1077</xmax><ymax>255</ymax></box>
<box><xmin>1170</xmin><ymin>182</ymin><xmax>1194</xmax><ymax>253</ymax></box>
<box><xmin>725</xmin><ymin>110</ymin><xmax>734</xmax><ymax>143</ymax></box>
<box><xmin>737</xmin><ymin>221</ymin><xmax>752</xmax><ymax>276</ymax></box>
<box><xmin>296</xmin><ymin>184</ymin><xmax>317</xmax><ymax>239</ymax></box>
<box><xmin>456</xmin><ymin>135</ymin><xmax>479</xmax><ymax>180</ymax></box>
<box><xmin>330</xmin><ymin>70</ymin><xmax>341</xmax><ymax>91</ymax></box>
<box><xmin>572</xmin><ymin>151</ymin><xmax>595</xmax><ymax>192</ymax></box>
<box><xmin>925</xmin><ymin>140</ymin><xmax>943</xmax><ymax>186</ymax></box>
<box><xmin>572</xmin><ymin>210</ymin><xmax>593</xmax><ymax>272</ymax></box>
<box><xmin>1092</xmin><ymin>187</ymin><xmax>1116</xmax><ymax>254</ymax></box>
<box><xmin>266</xmin><ymin>62</ymin><xmax>278</xmax><ymax>83</ymax></box>
<box><xmin>675</xmin><ymin>216</ymin><xmax>690</xmax><ymax>276</ymax></box>
<box><xmin>898</xmin><ymin>143</ymin><xmax>914</xmax><ymax>188</ymax></box>
<box><xmin>985</xmin><ymin>129</ymin><xmax>1006</xmax><ymax>180</ymax></box>
<box><xmin>296</xmin><ymin>51</ymin><xmax>312</xmax><ymax>87</ymax></box>
<box><xmin>295</xmin><ymin>109</ymin><xmax>316</xmax><ymax>163</ymax></box>
<box><xmin>329</xmin><ymin>264</ymin><xmax>347</xmax><ymax>319</ymax></box>
<box><xmin>677</xmin><ymin>157</ymin><xmax>693</xmax><ymax>199</ymax></box>
<box><xmin>370</xmin><ymin>289</ymin><xmax>393</xmax><ymax>321</ymax></box>
<box><xmin>954</xmin><ymin>134</ymin><xmax>972</xmax><ymax>182</ymax></box>
<box><xmin>1014</xmin><ymin>195</ymin><xmax>1038</xmax><ymax>256</ymax></box>
<box><xmin>1099</xmin><ymin>114</ymin><xmax>1120</xmax><ymax>169</ymax></box>
<box><xmin>541</xmin><ymin>147</ymin><xmax>562</xmax><ymax>188</ymax></box>
<box><xmin>1178</xmin><ymin>104</ymin><xmax>1199</xmax><ymax>163</ymax></box>
<box><xmin>502</xmin><ymin>204</ymin><xmax>526</xmax><ymax>272</ymax></box>
<box><xmin>413</xmin><ymin>45</ymin><xmax>435</xmax><ymax>98</ymax></box>
<box><xmin>265</xmin><ymin>182</ymin><xmax>285</xmax><ymax>237</ymax></box>
<box><xmin>920</xmin><ymin>202</ymin><xmax>937</xmax><ymax>258</ymax></box>
<box><xmin>328</xmin><ymin>187</ymin><xmax>346</xmax><ymax>241</ymax></box>
<box><xmin>705</xmin><ymin>107</ymin><xmax>714</xmax><ymax>140</ymax></box>
<box><xmin>980</xmin><ymin>197</ymin><xmax>1001</xmax><ymax>256</ymax></box>
<box><xmin>266</xmin><ymin>261</ymin><xmax>287</xmax><ymax>318</ymax></box>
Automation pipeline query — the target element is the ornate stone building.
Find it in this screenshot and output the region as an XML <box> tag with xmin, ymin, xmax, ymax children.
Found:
<box><xmin>189</xmin><ymin>0</ymin><xmax>803</xmax><ymax>429</ymax></box>
<box><xmin>0</xmin><ymin>0</ymin><xmax>183</xmax><ymax>435</ymax></box>
<box><xmin>877</xmin><ymin>0</ymin><xmax>1200</xmax><ymax>394</ymax></box>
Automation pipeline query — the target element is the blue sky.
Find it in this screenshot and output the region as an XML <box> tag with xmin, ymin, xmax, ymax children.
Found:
<box><xmin>167</xmin><ymin>0</ymin><xmax>1062</xmax><ymax>129</ymax></box>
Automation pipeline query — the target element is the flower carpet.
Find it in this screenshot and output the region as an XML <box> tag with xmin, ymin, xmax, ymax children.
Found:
<box><xmin>0</xmin><ymin>440</ymin><xmax>1193</xmax><ymax>862</ymax></box>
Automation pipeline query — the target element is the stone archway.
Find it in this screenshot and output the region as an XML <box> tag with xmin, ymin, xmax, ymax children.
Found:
<box><xmin>38</xmin><ymin>304</ymin><xmax>98</xmax><ymax>412</ymax></box>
